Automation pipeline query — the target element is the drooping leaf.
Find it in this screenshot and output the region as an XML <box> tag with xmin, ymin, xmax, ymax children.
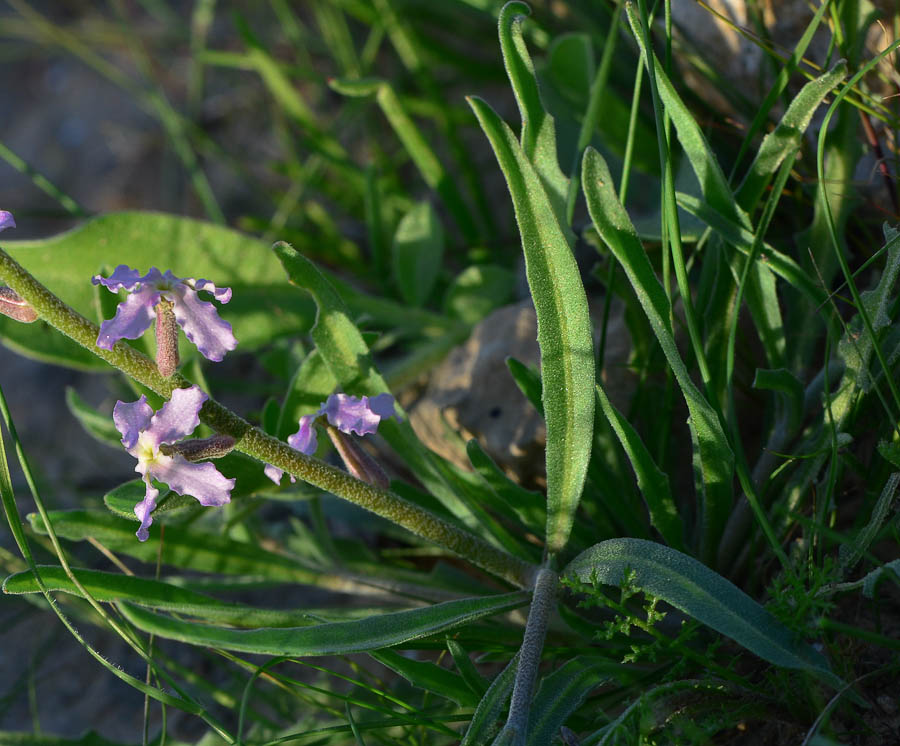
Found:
<box><xmin>117</xmin><ymin>591</ymin><xmax>528</xmax><ymax>656</ymax></box>
<box><xmin>564</xmin><ymin>539</ymin><xmax>841</xmax><ymax>686</ymax></box>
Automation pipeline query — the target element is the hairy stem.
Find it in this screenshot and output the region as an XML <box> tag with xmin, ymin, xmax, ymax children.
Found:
<box><xmin>0</xmin><ymin>247</ymin><xmax>537</xmax><ymax>588</ymax></box>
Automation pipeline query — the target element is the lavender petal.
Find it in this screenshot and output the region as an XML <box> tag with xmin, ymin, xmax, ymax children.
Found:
<box><xmin>134</xmin><ymin>482</ymin><xmax>160</xmax><ymax>542</ymax></box>
<box><xmin>150</xmin><ymin>454</ymin><xmax>234</xmax><ymax>507</ymax></box>
<box><xmin>145</xmin><ymin>385</ymin><xmax>206</xmax><ymax>447</ymax></box>
<box><xmin>0</xmin><ymin>211</ymin><xmax>16</xmax><ymax>232</ymax></box>
<box><xmin>95</xmin><ymin>285</ymin><xmax>160</xmax><ymax>349</ymax></box>
<box><xmin>113</xmin><ymin>396</ymin><xmax>154</xmax><ymax>450</ymax></box>
<box><xmin>170</xmin><ymin>284</ymin><xmax>237</xmax><ymax>362</ymax></box>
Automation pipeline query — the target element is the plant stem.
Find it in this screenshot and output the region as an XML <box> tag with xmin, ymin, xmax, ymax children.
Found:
<box><xmin>0</xmin><ymin>247</ymin><xmax>537</xmax><ymax>589</ymax></box>
<box><xmin>501</xmin><ymin>568</ymin><xmax>557</xmax><ymax>745</ymax></box>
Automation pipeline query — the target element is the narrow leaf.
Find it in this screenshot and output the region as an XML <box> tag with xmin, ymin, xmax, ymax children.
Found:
<box><xmin>461</xmin><ymin>653</ymin><xmax>520</xmax><ymax>746</ymax></box>
<box><xmin>370</xmin><ymin>649</ymin><xmax>478</xmax><ymax>707</ymax></box>
<box><xmin>391</xmin><ymin>201</ymin><xmax>445</xmax><ymax>307</ymax></box>
<box><xmin>526</xmin><ymin>659</ymin><xmax>606</xmax><ymax>745</ymax></box>
<box><xmin>469</xmin><ymin>96</ymin><xmax>594</xmax><ymax>555</ymax></box>
<box><xmin>118</xmin><ymin>592</ymin><xmax>528</xmax><ymax>656</ymax></box>
<box><xmin>582</xmin><ymin>149</ymin><xmax>733</xmax><ymax>560</ymax></box>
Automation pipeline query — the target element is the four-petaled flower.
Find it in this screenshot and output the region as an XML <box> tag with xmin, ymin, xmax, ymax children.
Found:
<box><xmin>265</xmin><ymin>393</ymin><xmax>398</xmax><ymax>484</ymax></box>
<box><xmin>93</xmin><ymin>266</ymin><xmax>237</xmax><ymax>362</ymax></box>
<box><xmin>114</xmin><ymin>385</ymin><xmax>235</xmax><ymax>541</ymax></box>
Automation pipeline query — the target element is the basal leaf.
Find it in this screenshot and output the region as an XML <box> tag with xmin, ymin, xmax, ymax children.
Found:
<box><xmin>582</xmin><ymin>149</ymin><xmax>733</xmax><ymax>561</ymax></box>
<box><xmin>525</xmin><ymin>659</ymin><xmax>606</xmax><ymax>745</ymax></box>
<box><xmin>469</xmin><ymin>97</ymin><xmax>594</xmax><ymax>555</ymax></box>
<box><xmin>117</xmin><ymin>591</ymin><xmax>529</xmax><ymax>656</ymax></box>
<box><xmin>564</xmin><ymin>539</ymin><xmax>840</xmax><ymax>686</ymax></box>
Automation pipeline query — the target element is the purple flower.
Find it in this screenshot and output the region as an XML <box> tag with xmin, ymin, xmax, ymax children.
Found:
<box><xmin>113</xmin><ymin>385</ymin><xmax>235</xmax><ymax>541</ymax></box>
<box><xmin>93</xmin><ymin>266</ymin><xmax>237</xmax><ymax>362</ymax></box>
<box><xmin>266</xmin><ymin>393</ymin><xmax>398</xmax><ymax>484</ymax></box>
<box><xmin>0</xmin><ymin>211</ymin><xmax>16</xmax><ymax>232</ymax></box>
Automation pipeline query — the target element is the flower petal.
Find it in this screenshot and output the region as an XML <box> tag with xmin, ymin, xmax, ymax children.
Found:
<box><xmin>150</xmin><ymin>453</ymin><xmax>234</xmax><ymax>507</ymax></box>
<box><xmin>264</xmin><ymin>463</ymin><xmax>284</xmax><ymax>484</ymax></box>
<box><xmin>190</xmin><ymin>278</ymin><xmax>232</xmax><ymax>304</ymax></box>
<box><xmin>145</xmin><ymin>385</ymin><xmax>206</xmax><ymax>447</ymax></box>
<box><xmin>0</xmin><ymin>211</ymin><xmax>16</xmax><ymax>232</ymax></box>
<box><xmin>113</xmin><ymin>395</ymin><xmax>153</xmax><ymax>450</ymax></box>
<box><xmin>322</xmin><ymin>393</ymin><xmax>396</xmax><ymax>436</ymax></box>
<box><xmin>95</xmin><ymin>285</ymin><xmax>160</xmax><ymax>349</ymax></box>
<box><xmin>170</xmin><ymin>284</ymin><xmax>237</xmax><ymax>361</ymax></box>
<box><xmin>134</xmin><ymin>481</ymin><xmax>160</xmax><ymax>542</ymax></box>
<box><xmin>92</xmin><ymin>265</ymin><xmax>145</xmax><ymax>293</ymax></box>
<box><xmin>287</xmin><ymin>413</ymin><xmax>319</xmax><ymax>454</ymax></box>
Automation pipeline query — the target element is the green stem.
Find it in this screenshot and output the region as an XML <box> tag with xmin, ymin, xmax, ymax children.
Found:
<box><xmin>0</xmin><ymin>247</ymin><xmax>536</xmax><ymax>589</ymax></box>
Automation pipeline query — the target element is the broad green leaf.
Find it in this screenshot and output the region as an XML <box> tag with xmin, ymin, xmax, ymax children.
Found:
<box><xmin>469</xmin><ymin>96</ymin><xmax>594</xmax><ymax>555</ymax></box>
<box><xmin>526</xmin><ymin>660</ymin><xmax>606</xmax><ymax>745</ymax></box>
<box><xmin>0</xmin><ymin>212</ymin><xmax>315</xmax><ymax>370</ymax></box>
<box><xmin>117</xmin><ymin>591</ymin><xmax>528</xmax><ymax>656</ymax></box>
<box><xmin>444</xmin><ymin>265</ymin><xmax>516</xmax><ymax>324</ymax></box>
<box><xmin>736</xmin><ymin>62</ymin><xmax>847</xmax><ymax>213</ymax></box>
<box><xmin>391</xmin><ymin>201</ymin><xmax>445</xmax><ymax>307</ymax></box>
<box><xmin>595</xmin><ymin>385</ymin><xmax>684</xmax><ymax>551</ymax></box>
<box><xmin>2</xmin><ymin>565</ymin><xmax>376</xmax><ymax>627</ymax></box>
<box><xmin>582</xmin><ymin>149</ymin><xmax>733</xmax><ymax>560</ymax></box>
<box><xmin>460</xmin><ymin>653</ymin><xmax>519</xmax><ymax>746</ymax></box>
<box><xmin>370</xmin><ymin>649</ymin><xmax>478</xmax><ymax>707</ymax></box>
<box><xmin>497</xmin><ymin>2</ymin><xmax>571</xmax><ymax>236</ymax></box>
<box><xmin>564</xmin><ymin>539</ymin><xmax>840</xmax><ymax>686</ymax></box>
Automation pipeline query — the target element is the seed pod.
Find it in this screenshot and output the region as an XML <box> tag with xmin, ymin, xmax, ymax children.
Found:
<box><xmin>155</xmin><ymin>299</ymin><xmax>179</xmax><ymax>377</ymax></box>
<box><xmin>326</xmin><ymin>425</ymin><xmax>390</xmax><ymax>489</ymax></box>
<box><xmin>0</xmin><ymin>287</ymin><xmax>38</xmax><ymax>323</ymax></box>
<box><xmin>160</xmin><ymin>434</ymin><xmax>236</xmax><ymax>462</ymax></box>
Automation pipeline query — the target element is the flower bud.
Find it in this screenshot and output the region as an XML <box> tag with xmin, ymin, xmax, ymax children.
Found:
<box><xmin>160</xmin><ymin>434</ymin><xmax>236</xmax><ymax>461</ymax></box>
<box><xmin>326</xmin><ymin>425</ymin><xmax>390</xmax><ymax>489</ymax></box>
<box><xmin>0</xmin><ymin>287</ymin><xmax>37</xmax><ymax>323</ymax></box>
<box><xmin>155</xmin><ymin>299</ymin><xmax>179</xmax><ymax>377</ymax></box>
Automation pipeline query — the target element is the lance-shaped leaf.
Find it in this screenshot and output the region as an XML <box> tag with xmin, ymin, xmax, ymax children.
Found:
<box><xmin>582</xmin><ymin>149</ymin><xmax>733</xmax><ymax>561</ymax></box>
<box><xmin>469</xmin><ymin>96</ymin><xmax>594</xmax><ymax>555</ymax></box>
<box><xmin>564</xmin><ymin>539</ymin><xmax>841</xmax><ymax>687</ymax></box>
<box><xmin>117</xmin><ymin>591</ymin><xmax>529</xmax><ymax>656</ymax></box>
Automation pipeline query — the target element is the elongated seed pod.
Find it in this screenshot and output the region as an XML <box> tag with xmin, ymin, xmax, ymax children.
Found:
<box><xmin>155</xmin><ymin>300</ymin><xmax>179</xmax><ymax>377</ymax></box>
<box><xmin>0</xmin><ymin>286</ymin><xmax>38</xmax><ymax>323</ymax></box>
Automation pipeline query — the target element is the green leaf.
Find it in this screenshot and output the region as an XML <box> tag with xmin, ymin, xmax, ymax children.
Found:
<box><xmin>564</xmin><ymin>539</ymin><xmax>841</xmax><ymax>686</ymax></box>
<box><xmin>526</xmin><ymin>660</ymin><xmax>606</xmax><ymax>745</ymax></box>
<box><xmin>460</xmin><ymin>653</ymin><xmax>519</xmax><ymax>746</ymax></box>
<box><xmin>582</xmin><ymin>149</ymin><xmax>733</xmax><ymax>561</ymax></box>
<box><xmin>736</xmin><ymin>62</ymin><xmax>847</xmax><ymax>213</ymax></box>
<box><xmin>328</xmin><ymin>76</ymin><xmax>384</xmax><ymax>97</ymax></box>
<box><xmin>370</xmin><ymin>649</ymin><xmax>479</xmax><ymax>707</ymax></box>
<box><xmin>839</xmin><ymin>472</ymin><xmax>900</xmax><ymax>571</ymax></box>
<box><xmin>65</xmin><ymin>387</ymin><xmax>120</xmax><ymax>446</ymax></box>
<box><xmin>103</xmin><ymin>480</ymin><xmax>198</xmax><ymax>522</ymax></box>
<box><xmin>1</xmin><ymin>565</ymin><xmax>356</xmax><ymax>628</ymax></box>
<box><xmin>0</xmin><ymin>212</ymin><xmax>315</xmax><ymax>370</ymax></box>
<box><xmin>444</xmin><ymin>265</ymin><xmax>516</xmax><ymax>324</ymax></box>
<box><xmin>447</xmin><ymin>637</ymin><xmax>489</xmax><ymax>696</ymax></box>
<box><xmin>497</xmin><ymin>2</ymin><xmax>571</xmax><ymax>238</ymax></box>
<box><xmin>505</xmin><ymin>356</ymin><xmax>543</xmax><ymax>417</ymax></box>
<box><xmin>595</xmin><ymin>385</ymin><xmax>684</xmax><ymax>551</ymax></box>
<box><xmin>469</xmin><ymin>95</ymin><xmax>594</xmax><ymax>555</ymax></box>
<box><xmin>117</xmin><ymin>591</ymin><xmax>528</xmax><ymax>656</ymax></box>
<box><xmin>752</xmin><ymin>368</ymin><xmax>805</xmax><ymax>432</ymax></box>
<box><xmin>26</xmin><ymin>509</ymin><xmax>348</xmax><ymax>589</ymax></box>
<box><xmin>391</xmin><ymin>201</ymin><xmax>445</xmax><ymax>307</ymax></box>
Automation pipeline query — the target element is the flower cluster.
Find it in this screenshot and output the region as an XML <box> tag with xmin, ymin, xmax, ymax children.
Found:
<box><xmin>114</xmin><ymin>385</ymin><xmax>235</xmax><ymax>541</ymax></box>
<box><xmin>93</xmin><ymin>265</ymin><xmax>237</xmax><ymax>376</ymax></box>
<box><xmin>265</xmin><ymin>393</ymin><xmax>398</xmax><ymax>485</ymax></box>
